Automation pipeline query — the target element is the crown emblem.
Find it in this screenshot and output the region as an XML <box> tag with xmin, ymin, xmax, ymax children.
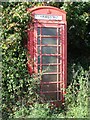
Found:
<box><xmin>47</xmin><ymin>9</ymin><xmax>51</xmax><ymax>14</ymax></box>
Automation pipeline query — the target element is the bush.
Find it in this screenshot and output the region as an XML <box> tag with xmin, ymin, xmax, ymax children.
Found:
<box><xmin>8</xmin><ymin>64</ymin><xmax>89</xmax><ymax>118</ymax></box>
<box><xmin>10</xmin><ymin>102</ymin><xmax>65</xmax><ymax>119</ymax></box>
<box><xmin>65</xmin><ymin>65</ymin><xmax>89</xmax><ymax>118</ymax></box>
<box><xmin>10</xmin><ymin>103</ymin><xmax>51</xmax><ymax>118</ymax></box>
<box><xmin>1</xmin><ymin>2</ymin><xmax>90</xmax><ymax>119</ymax></box>
<box><xmin>1</xmin><ymin>2</ymin><xmax>41</xmax><ymax>119</ymax></box>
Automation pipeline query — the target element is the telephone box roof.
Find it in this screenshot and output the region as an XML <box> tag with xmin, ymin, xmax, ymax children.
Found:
<box><xmin>27</xmin><ymin>6</ymin><xmax>66</xmax><ymax>14</ymax></box>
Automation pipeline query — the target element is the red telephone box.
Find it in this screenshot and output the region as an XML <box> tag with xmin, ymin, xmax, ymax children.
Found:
<box><xmin>27</xmin><ymin>6</ymin><xmax>67</xmax><ymax>103</ymax></box>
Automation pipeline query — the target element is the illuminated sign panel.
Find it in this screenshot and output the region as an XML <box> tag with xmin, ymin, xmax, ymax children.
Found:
<box><xmin>35</xmin><ymin>14</ymin><xmax>62</xmax><ymax>20</ymax></box>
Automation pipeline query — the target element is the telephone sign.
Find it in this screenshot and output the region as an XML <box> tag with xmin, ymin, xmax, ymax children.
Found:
<box><xmin>34</xmin><ymin>14</ymin><xmax>62</xmax><ymax>20</ymax></box>
<box><xmin>27</xmin><ymin>6</ymin><xmax>67</xmax><ymax>105</ymax></box>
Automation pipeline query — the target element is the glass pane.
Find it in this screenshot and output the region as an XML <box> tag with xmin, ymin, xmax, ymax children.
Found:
<box><xmin>37</xmin><ymin>27</ymin><xmax>40</xmax><ymax>35</ymax></box>
<box><xmin>43</xmin><ymin>93</ymin><xmax>57</xmax><ymax>100</ymax></box>
<box><xmin>38</xmin><ymin>46</ymin><xmax>40</xmax><ymax>54</ymax></box>
<box><xmin>42</xmin><ymin>27</ymin><xmax>57</xmax><ymax>36</ymax></box>
<box><xmin>58</xmin><ymin>56</ymin><xmax>61</xmax><ymax>63</ymax></box>
<box><xmin>38</xmin><ymin>65</ymin><xmax>40</xmax><ymax>72</ymax></box>
<box><xmin>42</xmin><ymin>47</ymin><xmax>57</xmax><ymax>54</ymax></box>
<box><xmin>58</xmin><ymin>46</ymin><xmax>60</xmax><ymax>54</ymax></box>
<box><xmin>58</xmin><ymin>37</ymin><xmax>60</xmax><ymax>45</ymax></box>
<box><xmin>42</xmin><ymin>74</ymin><xmax>57</xmax><ymax>82</ymax></box>
<box><xmin>38</xmin><ymin>56</ymin><xmax>40</xmax><ymax>64</ymax></box>
<box><xmin>42</xmin><ymin>84</ymin><xmax>57</xmax><ymax>92</ymax></box>
<box><xmin>58</xmin><ymin>65</ymin><xmax>60</xmax><ymax>73</ymax></box>
<box><xmin>42</xmin><ymin>56</ymin><xmax>57</xmax><ymax>64</ymax></box>
<box><xmin>38</xmin><ymin>37</ymin><xmax>40</xmax><ymax>44</ymax></box>
<box><xmin>58</xmin><ymin>28</ymin><xmax>60</xmax><ymax>36</ymax></box>
<box><xmin>42</xmin><ymin>65</ymin><xmax>57</xmax><ymax>72</ymax></box>
<box><xmin>42</xmin><ymin>38</ymin><xmax>57</xmax><ymax>45</ymax></box>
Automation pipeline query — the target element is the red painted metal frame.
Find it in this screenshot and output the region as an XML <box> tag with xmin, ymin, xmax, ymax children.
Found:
<box><xmin>27</xmin><ymin>6</ymin><xmax>67</xmax><ymax>104</ymax></box>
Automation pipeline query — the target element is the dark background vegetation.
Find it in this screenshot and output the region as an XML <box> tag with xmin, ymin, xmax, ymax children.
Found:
<box><xmin>1</xmin><ymin>2</ymin><xmax>90</xmax><ymax>119</ymax></box>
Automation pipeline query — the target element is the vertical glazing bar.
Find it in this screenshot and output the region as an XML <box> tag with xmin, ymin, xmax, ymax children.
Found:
<box><xmin>40</xmin><ymin>27</ymin><xmax>42</xmax><ymax>73</ymax></box>
<box><xmin>58</xmin><ymin>27</ymin><xmax>61</xmax><ymax>100</ymax></box>
<box><xmin>39</xmin><ymin>27</ymin><xmax>43</xmax><ymax>94</ymax></box>
<box><xmin>61</xmin><ymin>25</ymin><xmax>64</xmax><ymax>101</ymax></box>
<box><xmin>64</xmin><ymin>23</ymin><xmax>67</xmax><ymax>92</ymax></box>
<box><xmin>34</xmin><ymin>24</ymin><xmax>38</xmax><ymax>73</ymax></box>
<box><xmin>57</xmin><ymin>27</ymin><xmax>59</xmax><ymax>100</ymax></box>
<box><xmin>62</xmin><ymin>24</ymin><xmax>65</xmax><ymax>102</ymax></box>
<box><xmin>60</xmin><ymin>25</ymin><xmax>63</xmax><ymax>101</ymax></box>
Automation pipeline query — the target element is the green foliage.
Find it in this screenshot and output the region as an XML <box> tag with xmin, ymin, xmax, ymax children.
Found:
<box><xmin>9</xmin><ymin>103</ymin><xmax>50</xmax><ymax>118</ymax></box>
<box><xmin>1</xmin><ymin>2</ymin><xmax>41</xmax><ymax>119</ymax></box>
<box><xmin>8</xmin><ymin>64</ymin><xmax>89</xmax><ymax>118</ymax></box>
<box><xmin>1</xmin><ymin>2</ymin><xmax>90</xmax><ymax>119</ymax></box>
<box><xmin>11</xmin><ymin>102</ymin><xmax>65</xmax><ymax>119</ymax></box>
<box><xmin>62</xmin><ymin>2</ymin><xmax>90</xmax><ymax>56</ymax></box>
<box><xmin>65</xmin><ymin>65</ymin><xmax>89</xmax><ymax>118</ymax></box>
